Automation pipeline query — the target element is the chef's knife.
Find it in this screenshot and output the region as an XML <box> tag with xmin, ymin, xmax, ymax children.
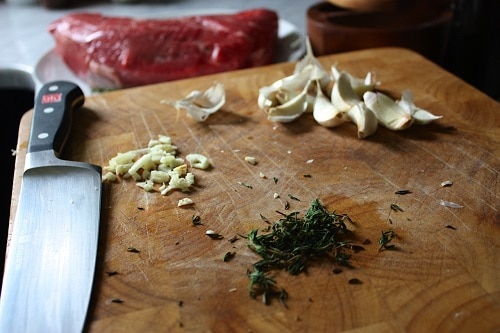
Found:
<box><xmin>0</xmin><ymin>81</ymin><xmax>102</xmax><ymax>332</ymax></box>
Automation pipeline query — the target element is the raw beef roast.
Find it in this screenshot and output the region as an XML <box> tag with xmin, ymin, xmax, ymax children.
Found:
<box><xmin>48</xmin><ymin>9</ymin><xmax>279</xmax><ymax>90</ymax></box>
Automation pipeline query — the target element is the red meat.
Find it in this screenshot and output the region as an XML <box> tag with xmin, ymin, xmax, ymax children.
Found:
<box><xmin>48</xmin><ymin>9</ymin><xmax>279</xmax><ymax>90</ymax></box>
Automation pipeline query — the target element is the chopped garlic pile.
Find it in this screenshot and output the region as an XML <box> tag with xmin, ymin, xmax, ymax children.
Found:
<box><xmin>102</xmin><ymin>135</ymin><xmax>210</xmax><ymax>196</ymax></box>
<box><xmin>257</xmin><ymin>38</ymin><xmax>442</xmax><ymax>139</ymax></box>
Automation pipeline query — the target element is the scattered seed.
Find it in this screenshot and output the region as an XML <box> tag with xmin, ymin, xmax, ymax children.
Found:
<box><xmin>445</xmin><ymin>225</ymin><xmax>457</xmax><ymax>230</ymax></box>
<box><xmin>105</xmin><ymin>271</ymin><xmax>119</xmax><ymax>276</ymax></box>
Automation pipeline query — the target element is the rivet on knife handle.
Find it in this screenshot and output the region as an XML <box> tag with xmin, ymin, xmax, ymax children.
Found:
<box><xmin>28</xmin><ymin>81</ymin><xmax>84</xmax><ymax>156</ymax></box>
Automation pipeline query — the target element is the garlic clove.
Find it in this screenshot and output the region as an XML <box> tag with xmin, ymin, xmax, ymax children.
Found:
<box><xmin>162</xmin><ymin>82</ymin><xmax>225</xmax><ymax>122</ymax></box>
<box><xmin>258</xmin><ymin>65</ymin><xmax>315</xmax><ymax>110</ymax></box>
<box><xmin>313</xmin><ymin>81</ymin><xmax>345</xmax><ymax>127</ymax></box>
<box><xmin>346</xmin><ymin>102</ymin><xmax>378</xmax><ymax>139</ymax></box>
<box><xmin>266</xmin><ymin>81</ymin><xmax>310</xmax><ymax>122</ymax></box>
<box><xmin>363</xmin><ymin>91</ymin><xmax>413</xmax><ymax>130</ymax></box>
<box><xmin>398</xmin><ymin>89</ymin><xmax>442</xmax><ymax>125</ymax></box>
<box><xmin>331</xmin><ymin>72</ymin><xmax>361</xmax><ymax>112</ymax></box>
<box><xmin>331</xmin><ymin>65</ymin><xmax>378</xmax><ymax>97</ymax></box>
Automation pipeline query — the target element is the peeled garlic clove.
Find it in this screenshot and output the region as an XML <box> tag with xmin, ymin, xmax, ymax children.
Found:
<box><xmin>398</xmin><ymin>89</ymin><xmax>442</xmax><ymax>125</ymax></box>
<box><xmin>162</xmin><ymin>82</ymin><xmax>225</xmax><ymax>122</ymax></box>
<box><xmin>346</xmin><ymin>103</ymin><xmax>378</xmax><ymax>139</ymax></box>
<box><xmin>363</xmin><ymin>91</ymin><xmax>413</xmax><ymax>130</ymax></box>
<box><xmin>331</xmin><ymin>72</ymin><xmax>361</xmax><ymax>112</ymax></box>
<box><xmin>331</xmin><ymin>65</ymin><xmax>378</xmax><ymax>97</ymax></box>
<box><xmin>267</xmin><ymin>81</ymin><xmax>310</xmax><ymax>122</ymax></box>
<box><xmin>278</xmin><ymin>64</ymin><xmax>315</xmax><ymax>91</ymax></box>
<box><xmin>258</xmin><ymin>66</ymin><xmax>315</xmax><ymax>110</ymax></box>
<box><xmin>313</xmin><ymin>82</ymin><xmax>345</xmax><ymax>127</ymax></box>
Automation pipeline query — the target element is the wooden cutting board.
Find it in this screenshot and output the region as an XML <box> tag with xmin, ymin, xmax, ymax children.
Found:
<box><xmin>9</xmin><ymin>48</ymin><xmax>500</xmax><ymax>332</ymax></box>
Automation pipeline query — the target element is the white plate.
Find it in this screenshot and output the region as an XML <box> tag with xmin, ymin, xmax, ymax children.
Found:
<box><xmin>35</xmin><ymin>15</ymin><xmax>304</xmax><ymax>95</ymax></box>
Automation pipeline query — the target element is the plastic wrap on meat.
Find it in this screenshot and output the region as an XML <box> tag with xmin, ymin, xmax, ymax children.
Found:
<box><xmin>48</xmin><ymin>9</ymin><xmax>279</xmax><ymax>90</ymax></box>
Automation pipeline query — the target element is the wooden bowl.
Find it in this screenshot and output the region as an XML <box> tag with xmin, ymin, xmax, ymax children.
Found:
<box><xmin>307</xmin><ymin>2</ymin><xmax>453</xmax><ymax>63</ymax></box>
<box><xmin>326</xmin><ymin>0</ymin><xmax>411</xmax><ymax>12</ymax></box>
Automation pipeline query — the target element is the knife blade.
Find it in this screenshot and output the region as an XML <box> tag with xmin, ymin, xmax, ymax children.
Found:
<box><xmin>0</xmin><ymin>81</ymin><xmax>102</xmax><ymax>333</ymax></box>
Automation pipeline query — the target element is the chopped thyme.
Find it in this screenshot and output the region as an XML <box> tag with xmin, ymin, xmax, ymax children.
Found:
<box><xmin>238</xmin><ymin>181</ymin><xmax>253</xmax><ymax>189</ymax></box>
<box><xmin>223</xmin><ymin>252</ymin><xmax>236</xmax><ymax>262</ymax></box>
<box><xmin>228</xmin><ymin>235</ymin><xmax>239</xmax><ymax>243</ymax></box>
<box><xmin>379</xmin><ymin>229</ymin><xmax>396</xmax><ymax>251</ymax></box>
<box><xmin>246</xmin><ymin>199</ymin><xmax>358</xmax><ymax>304</ymax></box>
<box><xmin>348</xmin><ymin>278</ymin><xmax>363</xmax><ymax>285</ymax></box>
<box><xmin>390</xmin><ymin>203</ymin><xmax>404</xmax><ymax>212</ymax></box>
<box><xmin>395</xmin><ymin>190</ymin><xmax>412</xmax><ymax>195</ymax></box>
<box><xmin>273</xmin><ymin>177</ymin><xmax>278</xmax><ymax>184</ymax></box>
<box><xmin>288</xmin><ymin>194</ymin><xmax>300</xmax><ymax>201</ymax></box>
<box><xmin>260</xmin><ymin>213</ymin><xmax>270</xmax><ymax>224</ymax></box>
<box><xmin>127</xmin><ymin>247</ymin><xmax>140</xmax><ymax>253</ymax></box>
<box><xmin>191</xmin><ymin>215</ymin><xmax>202</xmax><ymax>225</ymax></box>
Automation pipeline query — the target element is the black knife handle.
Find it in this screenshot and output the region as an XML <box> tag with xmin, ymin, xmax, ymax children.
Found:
<box><xmin>28</xmin><ymin>81</ymin><xmax>84</xmax><ymax>156</ymax></box>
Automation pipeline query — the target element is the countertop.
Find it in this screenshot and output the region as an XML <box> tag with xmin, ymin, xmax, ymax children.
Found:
<box><xmin>0</xmin><ymin>0</ymin><xmax>319</xmax><ymax>89</ymax></box>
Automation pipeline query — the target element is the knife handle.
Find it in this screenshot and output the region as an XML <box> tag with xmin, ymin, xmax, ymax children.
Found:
<box><xmin>28</xmin><ymin>81</ymin><xmax>84</xmax><ymax>156</ymax></box>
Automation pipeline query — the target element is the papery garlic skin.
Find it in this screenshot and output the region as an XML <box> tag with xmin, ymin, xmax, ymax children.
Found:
<box><xmin>346</xmin><ymin>103</ymin><xmax>378</xmax><ymax>139</ymax></box>
<box><xmin>363</xmin><ymin>91</ymin><xmax>413</xmax><ymax>131</ymax></box>
<box><xmin>294</xmin><ymin>38</ymin><xmax>331</xmax><ymax>89</ymax></box>
<box><xmin>161</xmin><ymin>82</ymin><xmax>225</xmax><ymax>122</ymax></box>
<box><xmin>398</xmin><ymin>89</ymin><xmax>442</xmax><ymax>125</ymax></box>
<box><xmin>313</xmin><ymin>81</ymin><xmax>346</xmax><ymax>127</ymax></box>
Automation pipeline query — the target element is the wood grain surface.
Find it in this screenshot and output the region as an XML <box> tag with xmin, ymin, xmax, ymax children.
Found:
<box><xmin>9</xmin><ymin>48</ymin><xmax>500</xmax><ymax>332</ymax></box>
